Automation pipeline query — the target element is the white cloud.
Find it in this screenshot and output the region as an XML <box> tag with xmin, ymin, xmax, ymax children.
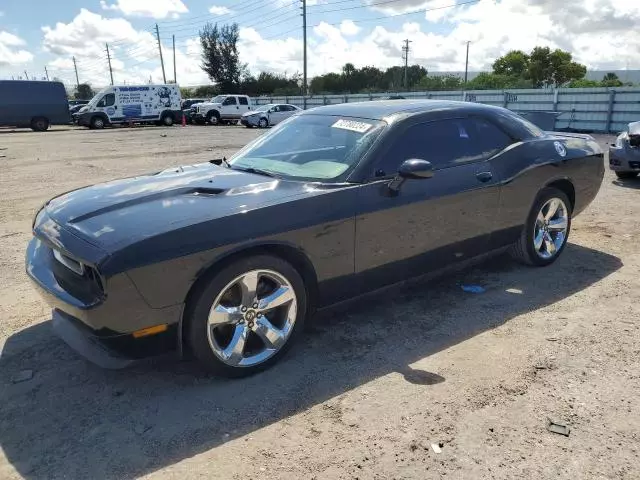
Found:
<box><xmin>209</xmin><ymin>5</ymin><xmax>234</xmax><ymax>15</ymax></box>
<box><xmin>0</xmin><ymin>31</ymin><xmax>33</xmax><ymax>66</ymax></box>
<box><xmin>339</xmin><ymin>20</ymin><xmax>361</xmax><ymax>36</ymax></box>
<box><xmin>100</xmin><ymin>0</ymin><xmax>188</xmax><ymax>19</ymax></box>
<box><xmin>35</xmin><ymin>0</ymin><xmax>640</xmax><ymax>89</ymax></box>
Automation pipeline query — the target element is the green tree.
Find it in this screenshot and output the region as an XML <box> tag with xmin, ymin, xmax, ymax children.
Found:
<box><xmin>601</xmin><ymin>72</ymin><xmax>623</xmax><ymax>87</ymax></box>
<box><xmin>199</xmin><ymin>22</ymin><xmax>246</xmax><ymax>92</ymax></box>
<box><xmin>180</xmin><ymin>87</ymin><xmax>195</xmax><ymax>98</ymax></box>
<box><xmin>567</xmin><ymin>78</ymin><xmax>600</xmax><ymax>88</ymax></box>
<box><xmin>193</xmin><ymin>85</ymin><xmax>219</xmax><ymax>97</ymax></box>
<box><xmin>527</xmin><ymin>46</ymin><xmax>586</xmax><ymax>87</ymax></box>
<box><xmin>417</xmin><ymin>74</ymin><xmax>462</xmax><ymax>91</ymax></box>
<box><xmin>492</xmin><ymin>50</ymin><xmax>530</xmax><ymax>77</ymax></box>
<box><xmin>74</xmin><ymin>83</ymin><xmax>94</xmax><ymax>100</ymax></box>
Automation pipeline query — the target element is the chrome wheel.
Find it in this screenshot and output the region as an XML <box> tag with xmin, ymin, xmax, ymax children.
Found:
<box><xmin>533</xmin><ymin>198</ymin><xmax>568</xmax><ymax>259</ymax></box>
<box><xmin>206</xmin><ymin>269</ymin><xmax>297</xmax><ymax>367</ymax></box>
<box><xmin>258</xmin><ymin>117</ymin><xmax>268</xmax><ymax>128</ymax></box>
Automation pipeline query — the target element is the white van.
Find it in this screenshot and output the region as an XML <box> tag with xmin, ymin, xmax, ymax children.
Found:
<box><xmin>76</xmin><ymin>84</ymin><xmax>182</xmax><ymax>129</ymax></box>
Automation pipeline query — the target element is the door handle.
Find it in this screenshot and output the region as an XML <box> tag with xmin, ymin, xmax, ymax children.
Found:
<box><xmin>475</xmin><ymin>171</ymin><xmax>493</xmax><ymax>182</ymax></box>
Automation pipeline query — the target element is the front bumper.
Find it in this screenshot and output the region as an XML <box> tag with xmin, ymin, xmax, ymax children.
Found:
<box><xmin>26</xmin><ymin>236</ymin><xmax>180</xmax><ymax>367</ymax></box>
<box><xmin>609</xmin><ymin>146</ymin><xmax>640</xmax><ymax>172</ymax></box>
<box><xmin>241</xmin><ymin>116</ymin><xmax>260</xmax><ymax>127</ymax></box>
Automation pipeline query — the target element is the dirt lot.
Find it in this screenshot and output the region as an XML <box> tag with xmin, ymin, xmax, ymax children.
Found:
<box><xmin>0</xmin><ymin>125</ymin><xmax>638</xmax><ymax>480</ymax></box>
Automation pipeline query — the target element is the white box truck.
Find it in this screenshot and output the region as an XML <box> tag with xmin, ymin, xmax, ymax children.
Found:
<box><xmin>76</xmin><ymin>84</ymin><xmax>182</xmax><ymax>129</ymax></box>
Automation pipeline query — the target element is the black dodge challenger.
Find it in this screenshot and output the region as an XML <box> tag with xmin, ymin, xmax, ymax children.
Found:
<box><xmin>26</xmin><ymin>100</ymin><xmax>604</xmax><ymax>376</ymax></box>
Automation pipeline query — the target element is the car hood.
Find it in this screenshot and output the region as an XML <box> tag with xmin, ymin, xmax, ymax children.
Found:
<box><xmin>198</xmin><ymin>102</ymin><xmax>221</xmax><ymax>109</ymax></box>
<box><xmin>43</xmin><ymin>163</ymin><xmax>311</xmax><ymax>253</ymax></box>
<box><xmin>242</xmin><ymin>110</ymin><xmax>265</xmax><ymax>117</ymax></box>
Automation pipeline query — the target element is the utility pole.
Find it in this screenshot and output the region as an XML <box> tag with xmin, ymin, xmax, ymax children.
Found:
<box><xmin>155</xmin><ymin>23</ymin><xmax>167</xmax><ymax>84</ymax></box>
<box><xmin>301</xmin><ymin>0</ymin><xmax>307</xmax><ymax>108</ymax></box>
<box><xmin>24</xmin><ymin>70</ymin><xmax>29</xmax><ymax>80</ymax></box>
<box><xmin>106</xmin><ymin>43</ymin><xmax>114</xmax><ymax>85</ymax></box>
<box><xmin>464</xmin><ymin>41</ymin><xmax>470</xmax><ymax>86</ymax></box>
<box><xmin>72</xmin><ymin>56</ymin><xmax>80</xmax><ymax>88</ymax></box>
<box><xmin>44</xmin><ymin>66</ymin><xmax>50</xmax><ymax>81</ymax></box>
<box><xmin>402</xmin><ymin>39</ymin><xmax>412</xmax><ymax>90</ymax></box>
<box><xmin>172</xmin><ymin>34</ymin><xmax>177</xmax><ymax>84</ymax></box>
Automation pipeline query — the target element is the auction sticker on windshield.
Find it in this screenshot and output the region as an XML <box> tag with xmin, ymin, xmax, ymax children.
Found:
<box><xmin>331</xmin><ymin>119</ymin><xmax>372</xmax><ymax>133</ymax></box>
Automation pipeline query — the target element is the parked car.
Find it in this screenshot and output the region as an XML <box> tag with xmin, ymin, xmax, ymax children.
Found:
<box><xmin>76</xmin><ymin>84</ymin><xmax>182</xmax><ymax>129</ymax></box>
<box><xmin>609</xmin><ymin>121</ymin><xmax>640</xmax><ymax>179</ymax></box>
<box><xmin>26</xmin><ymin>100</ymin><xmax>604</xmax><ymax>376</ymax></box>
<box><xmin>240</xmin><ymin>103</ymin><xmax>301</xmax><ymax>128</ymax></box>
<box><xmin>181</xmin><ymin>98</ymin><xmax>207</xmax><ymax>124</ymax></box>
<box><xmin>68</xmin><ymin>100</ymin><xmax>90</xmax><ymax>107</ymax></box>
<box><xmin>0</xmin><ymin>80</ymin><xmax>70</xmax><ymax>131</ymax></box>
<box><xmin>193</xmin><ymin>94</ymin><xmax>252</xmax><ymax>125</ymax></box>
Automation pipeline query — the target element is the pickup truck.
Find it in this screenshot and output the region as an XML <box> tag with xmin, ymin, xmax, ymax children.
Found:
<box><xmin>193</xmin><ymin>94</ymin><xmax>252</xmax><ymax>125</ymax></box>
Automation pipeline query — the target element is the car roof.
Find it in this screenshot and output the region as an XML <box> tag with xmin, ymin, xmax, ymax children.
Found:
<box><xmin>300</xmin><ymin>99</ymin><xmax>505</xmax><ymax>121</ymax></box>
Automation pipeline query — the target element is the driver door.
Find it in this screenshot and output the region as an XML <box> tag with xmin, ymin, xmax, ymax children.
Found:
<box><xmin>96</xmin><ymin>93</ymin><xmax>117</xmax><ymax>120</ymax></box>
<box><xmin>354</xmin><ymin>116</ymin><xmax>508</xmax><ymax>290</ymax></box>
<box><xmin>222</xmin><ymin>96</ymin><xmax>239</xmax><ymax>118</ymax></box>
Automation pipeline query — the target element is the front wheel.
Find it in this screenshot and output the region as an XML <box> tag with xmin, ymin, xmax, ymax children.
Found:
<box><xmin>90</xmin><ymin>116</ymin><xmax>106</xmax><ymax>129</ymax></box>
<box><xmin>615</xmin><ymin>171</ymin><xmax>638</xmax><ymax>179</ymax></box>
<box><xmin>206</xmin><ymin>111</ymin><xmax>220</xmax><ymax>125</ymax></box>
<box><xmin>258</xmin><ymin>117</ymin><xmax>269</xmax><ymax>128</ymax></box>
<box><xmin>186</xmin><ymin>255</ymin><xmax>307</xmax><ymax>377</ymax></box>
<box><xmin>510</xmin><ymin>187</ymin><xmax>572</xmax><ymax>266</ymax></box>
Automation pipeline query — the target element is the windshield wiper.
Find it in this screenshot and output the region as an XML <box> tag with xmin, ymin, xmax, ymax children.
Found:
<box><xmin>231</xmin><ymin>166</ymin><xmax>280</xmax><ymax>178</ymax></box>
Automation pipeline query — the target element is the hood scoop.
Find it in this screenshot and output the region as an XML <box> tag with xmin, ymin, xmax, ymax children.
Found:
<box><xmin>67</xmin><ymin>187</ymin><xmax>224</xmax><ymax>224</ymax></box>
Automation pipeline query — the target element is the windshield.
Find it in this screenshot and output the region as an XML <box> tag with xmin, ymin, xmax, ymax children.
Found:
<box><xmin>229</xmin><ymin>115</ymin><xmax>386</xmax><ymax>181</ymax></box>
<box><xmin>255</xmin><ymin>104</ymin><xmax>273</xmax><ymax>112</ymax></box>
<box><xmin>210</xmin><ymin>95</ymin><xmax>226</xmax><ymax>103</ymax></box>
<box><xmin>86</xmin><ymin>88</ymin><xmax>110</xmax><ymax>108</ymax></box>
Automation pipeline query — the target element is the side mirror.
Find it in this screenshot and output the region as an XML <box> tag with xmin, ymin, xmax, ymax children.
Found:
<box><xmin>387</xmin><ymin>159</ymin><xmax>433</xmax><ymax>195</ymax></box>
<box><xmin>399</xmin><ymin>159</ymin><xmax>434</xmax><ymax>179</ymax></box>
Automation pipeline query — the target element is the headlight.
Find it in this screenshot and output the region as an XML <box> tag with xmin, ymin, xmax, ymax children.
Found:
<box><xmin>53</xmin><ymin>249</ymin><xmax>85</xmax><ymax>275</ymax></box>
<box><xmin>615</xmin><ymin>133</ymin><xmax>626</xmax><ymax>148</ymax></box>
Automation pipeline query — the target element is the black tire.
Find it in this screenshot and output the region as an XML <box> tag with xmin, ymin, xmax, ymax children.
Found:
<box><xmin>186</xmin><ymin>254</ymin><xmax>307</xmax><ymax>377</ymax></box>
<box><xmin>258</xmin><ymin>117</ymin><xmax>269</xmax><ymax>128</ymax></box>
<box><xmin>90</xmin><ymin>116</ymin><xmax>106</xmax><ymax>129</ymax></box>
<box><xmin>161</xmin><ymin>113</ymin><xmax>174</xmax><ymax>126</ymax></box>
<box><xmin>206</xmin><ymin>110</ymin><xmax>220</xmax><ymax>125</ymax></box>
<box><xmin>615</xmin><ymin>171</ymin><xmax>638</xmax><ymax>179</ymax></box>
<box><xmin>510</xmin><ymin>187</ymin><xmax>572</xmax><ymax>267</ymax></box>
<box><xmin>30</xmin><ymin>117</ymin><xmax>50</xmax><ymax>132</ymax></box>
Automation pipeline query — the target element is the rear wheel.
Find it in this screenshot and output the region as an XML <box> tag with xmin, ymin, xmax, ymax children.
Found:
<box><xmin>30</xmin><ymin>117</ymin><xmax>50</xmax><ymax>132</ymax></box>
<box><xmin>510</xmin><ymin>187</ymin><xmax>572</xmax><ymax>266</ymax></box>
<box><xmin>186</xmin><ymin>255</ymin><xmax>307</xmax><ymax>377</ymax></box>
<box><xmin>615</xmin><ymin>171</ymin><xmax>638</xmax><ymax>179</ymax></box>
<box><xmin>162</xmin><ymin>113</ymin><xmax>174</xmax><ymax>126</ymax></box>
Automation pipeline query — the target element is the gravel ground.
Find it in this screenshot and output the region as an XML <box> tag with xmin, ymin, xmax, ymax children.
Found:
<box><xmin>0</xmin><ymin>125</ymin><xmax>638</xmax><ymax>480</ymax></box>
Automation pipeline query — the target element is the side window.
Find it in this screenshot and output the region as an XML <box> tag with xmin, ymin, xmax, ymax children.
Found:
<box><xmin>466</xmin><ymin>117</ymin><xmax>512</xmax><ymax>160</ymax></box>
<box><xmin>374</xmin><ymin>118</ymin><xmax>512</xmax><ymax>177</ymax></box>
<box><xmin>272</xmin><ymin>105</ymin><xmax>280</xmax><ymax>112</ymax></box>
<box><xmin>222</xmin><ymin>96</ymin><xmax>237</xmax><ymax>106</ymax></box>
<box><xmin>96</xmin><ymin>93</ymin><xmax>115</xmax><ymax>108</ymax></box>
<box><xmin>238</xmin><ymin>96</ymin><xmax>249</xmax><ymax>105</ymax></box>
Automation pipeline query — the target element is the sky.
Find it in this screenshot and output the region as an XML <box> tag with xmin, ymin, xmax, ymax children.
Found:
<box><xmin>1</xmin><ymin>0</ymin><xmax>640</xmax><ymax>89</ymax></box>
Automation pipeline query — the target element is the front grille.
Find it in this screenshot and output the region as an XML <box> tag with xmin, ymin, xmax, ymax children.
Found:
<box><xmin>610</xmin><ymin>158</ymin><xmax>621</xmax><ymax>166</ymax></box>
